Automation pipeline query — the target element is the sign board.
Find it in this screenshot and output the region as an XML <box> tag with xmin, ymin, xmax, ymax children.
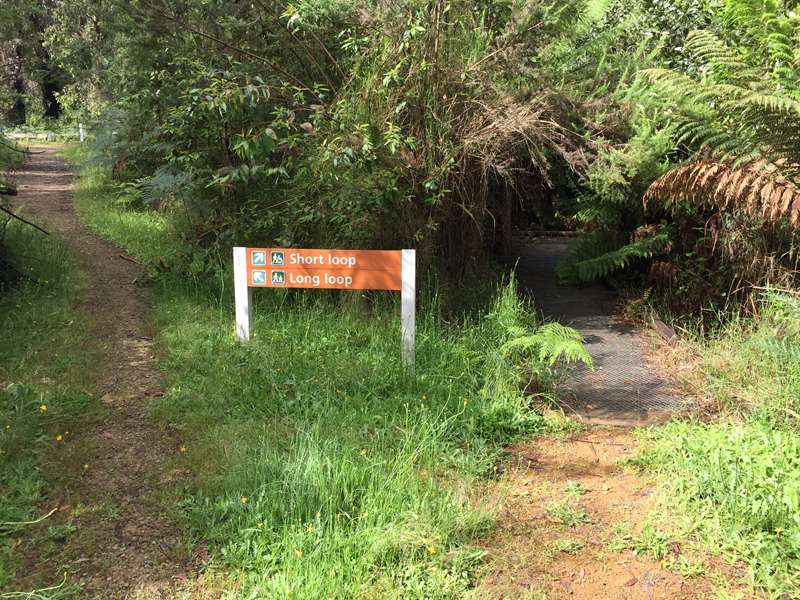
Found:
<box><xmin>233</xmin><ymin>247</ymin><xmax>415</xmax><ymax>367</ymax></box>
<box><xmin>245</xmin><ymin>248</ymin><xmax>402</xmax><ymax>290</ymax></box>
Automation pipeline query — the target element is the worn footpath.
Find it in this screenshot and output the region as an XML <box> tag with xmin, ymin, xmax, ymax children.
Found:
<box><xmin>10</xmin><ymin>147</ymin><xmax>190</xmax><ymax>598</ymax></box>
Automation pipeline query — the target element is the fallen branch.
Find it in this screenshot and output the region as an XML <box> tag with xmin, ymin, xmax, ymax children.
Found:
<box><xmin>0</xmin><ymin>205</ymin><xmax>49</xmax><ymax>235</ymax></box>
<box><xmin>118</xmin><ymin>253</ymin><xmax>141</xmax><ymax>265</ymax></box>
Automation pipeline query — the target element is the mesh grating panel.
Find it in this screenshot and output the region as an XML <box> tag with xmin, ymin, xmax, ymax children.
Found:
<box><xmin>513</xmin><ymin>237</ymin><xmax>688</xmax><ymax>424</ymax></box>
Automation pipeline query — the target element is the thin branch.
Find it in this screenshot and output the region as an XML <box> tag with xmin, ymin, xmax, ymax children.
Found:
<box><xmin>118</xmin><ymin>252</ymin><xmax>141</xmax><ymax>265</ymax></box>
<box><xmin>0</xmin><ymin>572</ymin><xmax>67</xmax><ymax>599</ymax></box>
<box><xmin>0</xmin><ymin>205</ymin><xmax>50</xmax><ymax>235</ymax></box>
<box><xmin>0</xmin><ymin>138</ymin><xmax>28</xmax><ymax>153</ymax></box>
<box><xmin>253</xmin><ymin>0</ymin><xmax>339</xmax><ymax>89</ymax></box>
<box><xmin>0</xmin><ymin>507</ymin><xmax>58</xmax><ymax>531</ymax></box>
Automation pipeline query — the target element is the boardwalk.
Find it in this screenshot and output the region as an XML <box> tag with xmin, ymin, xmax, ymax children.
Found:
<box><xmin>515</xmin><ymin>237</ymin><xmax>685</xmax><ymax>425</ymax></box>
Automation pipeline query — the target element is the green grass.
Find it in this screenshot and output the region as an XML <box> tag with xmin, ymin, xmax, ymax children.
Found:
<box><xmin>0</xmin><ymin>219</ymin><xmax>92</xmax><ymax>597</ymax></box>
<box><xmin>0</xmin><ymin>136</ymin><xmax>25</xmax><ymax>172</ymax></box>
<box><xmin>544</xmin><ymin>501</ymin><xmax>589</xmax><ymax>528</ymax></box>
<box><xmin>554</xmin><ymin>538</ymin><xmax>585</xmax><ymax>554</ymax></box>
<box><xmin>635</xmin><ymin>291</ymin><xmax>800</xmax><ymax>596</ymax></box>
<box><xmin>637</xmin><ymin>419</ymin><xmax>800</xmax><ymax>594</ymax></box>
<box><xmin>64</xmin><ymin>147</ymin><xmax>588</xmax><ymax>598</ymax></box>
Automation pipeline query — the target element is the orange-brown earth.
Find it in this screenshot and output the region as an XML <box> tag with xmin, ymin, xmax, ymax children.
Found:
<box><xmin>475</xmin><ymin>428</ymin><xmax>752</xmax><ymax>599</ymax></box>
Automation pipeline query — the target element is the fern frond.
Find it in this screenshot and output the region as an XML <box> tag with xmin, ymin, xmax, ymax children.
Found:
<box><xmin>573</xmin><ymin>204</ymin><xmax>621</xmax><ymax>226</ymax></box>
<box><xmin>645</xmin><ymin>161</ymin><xmax>800</xmax><ymax>225</ymax></box>
<box><xmin>730</xmin><ymin>92</ymin><xmax>800</xmax><ymax>117</ymax></box>
<box><xmin>685</xmin><ymin>30</ymin><xmax>751</xmax><ymax>76</ymax></box>
<box><xmin>556</xmin><ymin>230</ymin><xmax>620</xmax><ymax>283</ymax></box>
<box><xmin>138</xmin><ymin>167</ymin><xmax>195</xmax><ymax>205</ymax></box>
<box><xmin>501</xmin><ymin>322</ymin><xmax>592</xmax><ymax>367</ymax></box>
<box><xmin>639</xmin><ymin>69</ymin><xmax>702</xmax><ymax>101</ymax></box>
<box><xmin>561</xmin><ymin>227</ymin><xmax>673</xmax><ymax>283</ymax></box>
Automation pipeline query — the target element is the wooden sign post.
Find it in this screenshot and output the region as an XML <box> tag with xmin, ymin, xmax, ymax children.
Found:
<box><xmin>233</xmin><ymin>247</ymin><xmax>416</xmax><ymax>367</ymax></box>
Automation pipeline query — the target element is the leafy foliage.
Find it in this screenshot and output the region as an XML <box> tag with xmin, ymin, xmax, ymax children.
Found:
<box><xmin>30</xmin><ymin>0</ymin><xmax>604</xmax><ymax>282</ymax></box>
<box><xmin>555</xmin><ymin>0</ymin><xmax>800</xmax><ymax>312</ymax></box>
<box><xmin>559</xmin><ymin>225</ymin><xmax>673</xmax><ymax>283</ymax></box>
<box><xmin>638</xmin><ymin>1</ymin><xmax>800</xmax><ymax>213</ymax></box>
<box><xmin>500</xmin><ymin>322</ymin><xmax>591</xmax><ymax>367</ymax></box>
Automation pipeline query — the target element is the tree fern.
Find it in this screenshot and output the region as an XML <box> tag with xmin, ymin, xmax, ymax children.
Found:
<box><xmin>138</xmin><ymin>166</ymin><xmax>196</xmax><ymax>207</ymax></box>
<box><xmin>645</xmin><ymin>161</ymin><xmax>800</xmax><ymax>224</ymax></box>
<box><xmin>641</xmin><ymin>18</ymin><xmax>800</xmax><ymax>221</ymax></box>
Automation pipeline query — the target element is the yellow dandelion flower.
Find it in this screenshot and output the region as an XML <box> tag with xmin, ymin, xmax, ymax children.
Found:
<box><xmin>427</xmin><ymin>545</ymin><xmax>437</xmax><ymax>555</ymax></box>
<box><xmin>39</xmin><ymin>404</ymin><xmax>48</xmax><ymax>413</ymax></box>
<box><xmin>775</xmin><ymin>527</ymin><xmax>783</xmax><ymax>535</ymax></box>
<box><xmin>55</xmin><ymin>434</ymin><xmax>63</xmax><ymax>442</ymax></box>
<box><xmin>240</xmin><ymin>496</ymin><xmax>248</xmax><ymax>505</ymax></box>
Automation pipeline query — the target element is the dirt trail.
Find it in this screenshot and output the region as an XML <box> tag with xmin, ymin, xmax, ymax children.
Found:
<box><xmin>10</xmin><ymin>147</ymin><xmax>189</xmax><ymax>598</ymax></box>
<box><xmin>476</xmin><ymin>429</ymin><xmax>748</xmax><ymax>599</ymax></box>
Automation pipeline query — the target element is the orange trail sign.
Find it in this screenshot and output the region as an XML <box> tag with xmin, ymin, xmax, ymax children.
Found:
<box><xmin>245</xmin><ymin>248</ymin><xmax>402</xmax><ymax>290</ymax></box>
<box><xmin>233</xmin><ymin>247</ymin><xmax>415</xmax><ymax>368</ymax></box>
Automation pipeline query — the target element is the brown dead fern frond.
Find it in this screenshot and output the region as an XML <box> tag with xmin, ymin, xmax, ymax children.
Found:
<box><xmin>645</xmin><ymin>161</ymin><xmax>800</xmax><ymax>225</ymax></box>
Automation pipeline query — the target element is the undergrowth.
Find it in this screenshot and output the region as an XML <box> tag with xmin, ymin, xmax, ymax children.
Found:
<box><xmin>66</xmin><ymin>147</ymin><xmax>588</xmax><ymax>598</ymax></box>
<box><xmin>0</xmin><ymin>219</ymin><xmax>89</xmax><ymax>598</ymax></box>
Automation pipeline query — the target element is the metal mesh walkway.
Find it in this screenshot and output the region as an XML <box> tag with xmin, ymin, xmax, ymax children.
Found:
<box><xmin>514</xmin><ymin>237</ymin><xmax>687</xmax><ymax>425</ymax></box>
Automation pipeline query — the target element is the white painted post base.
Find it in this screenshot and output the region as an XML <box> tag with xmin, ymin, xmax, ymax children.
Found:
<box><xmin>401</xmin><ymin>249</ymin><xmax>416</xmax><ymax>369</ymax></box>
<box><xmin>233</xmin><ymin>247</ymin><xmax>252</xmax><ymax>341</ymax></box>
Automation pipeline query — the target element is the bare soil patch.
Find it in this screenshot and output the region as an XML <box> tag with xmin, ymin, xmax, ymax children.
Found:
<box><xmin>475</xmin><ymin>429</ymin><xmax>751</xmax><ymax>599</ymax></box>
<box><xmin>9</xmin><ymin>147</ymin><xmax>191</xmax><ymax>598</ymax></box>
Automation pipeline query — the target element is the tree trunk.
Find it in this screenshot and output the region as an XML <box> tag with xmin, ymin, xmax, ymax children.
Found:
<box><xmin>41</xmin><ymin>77</ymin><xmax>61</xmax><ymax>118</ymax></box>
<box><xmin>7</xmin><ymin>45</ymin><xmax>26</xmax><ymax>125</ymax></box>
